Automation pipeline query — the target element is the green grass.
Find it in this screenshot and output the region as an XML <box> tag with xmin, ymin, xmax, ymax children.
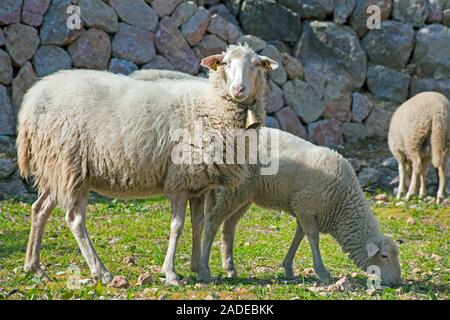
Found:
<box><xmin>0</xmin><ymin>194</ymin><xmax>448</xmax><ymax>300</ymax></box>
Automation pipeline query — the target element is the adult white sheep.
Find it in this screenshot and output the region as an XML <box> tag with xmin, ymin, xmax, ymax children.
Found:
<box><xmin>17</xmin><ymin>44</ymin><xmax>279</xmax><ymax>284</ymax></box>
<box><xmin>388</xmin><ymin>91</ymin><xmax>449</xmax><ymax>203</ymax></box>
<box><xmin>197</xmin><ymin>128</ymin><xmax>402</xmax><ymax>287</ymax></box>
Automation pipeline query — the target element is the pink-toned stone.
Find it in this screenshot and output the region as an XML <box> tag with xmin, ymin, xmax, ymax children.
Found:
<box><xmin>109</xmin><ymin>0</ymin><xmax>158</xmax><ymax>31</ymax></box>
<box><xmin>12</xmin><ymin>62</ymin><xmax>37</xmax><ymax>108</ymax></box>
<box><xmin>22</xmin><ymin>0</ymin><xmax>50</xmax><ymax>27</ymax></box>
<box><xmin>4</xmin><ymin>23</ymin><xmax>40</xmax><ymax>66</ymax></box>
<box><xmin>263</xmin><ymin>80</ymin><xmax>284</xmax><ymax>113</ymax></box>
<box><xmin>0</xmin><ymin>49</ymin><xmax>12</xmax><ymax>85</ymax></box>
<box><xmin>112</xmin><ymin>23</ymin><xmax>155</xmax><ymax>65</ymax></box>
<box><xmin>193</xmin><ymin>34</ymin><xmax>227</xmax><ymax>60</ymax></box>
<box><xmin>321</xmin><ymin>89</ymin><xmax>352</xmax><ymax>122</ymax></box>
<box><xmin>308</xmin><ymin>119</ymin><xmax>343</xmax><ymax>147</ymax></box>
<box><xmin>275</xmin><ymin>107</ymin><xmax>308</xmax><ymax>139</ymax></box>
<box><xmin>207</xmin><ymin>14</ymin><xmax>240</xmax><ymax>43</ymax></box>
<box><xmin>150</xmin><ymin>0</ymin><xmax>183</xmax><ymax>17</ymax></box>
<box><xmin>0</xmin><ymin>0</ymin><xmax>22</xmax><ymax>25</ymax></box>
<box><xmin>181</xmin><ymin>7</ymin><xmax>211</xmax><ymax>46</ymax></box>
<box><xmin>154</xmin><ymin>17</ymin><xmax>200</xmax><ymax>75</ymax></box>
<box><xmin>68</xmin><ymin>28</ymin><xmax>111</xmax><ymax>69</ymax></box>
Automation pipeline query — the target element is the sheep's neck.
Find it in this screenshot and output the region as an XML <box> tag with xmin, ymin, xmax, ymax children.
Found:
<box><xmin>329</xmin><ymin>193</ymin><xmax>381</xmax><ymax>270</ymax></box>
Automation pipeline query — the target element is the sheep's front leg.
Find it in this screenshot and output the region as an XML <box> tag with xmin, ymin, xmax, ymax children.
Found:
<box><xmin>282</xmin><ymin>220</ymin><xmax>304</xmax><ymax>280</ymax></box>
<box><xmin>24</xmin><ymin>191</ymin><xmax>56</xmax><ymax>279</ymax></box>
<box><xmin>189</xmin><ymin>195</ymin><xmax>205</xmax><ymax>273</ymax></box>
<box><xmin>162</xmin><ymin>192</ymin><xmax>188</xmax><ymax>285</ymax></box>
<box><xmin>65</xmin><ymin>196</ymin><xmax>112</xmax><ymax>284</ymax></box>
<box><xmin>297</xmin><ymin>214</ymin><xmax>331</xmax><ymax>284</ymax></box>
<box><xmin>220</xmin><ymin>203</ymin><xmax>251</xmax><ymax>278</ymax></box>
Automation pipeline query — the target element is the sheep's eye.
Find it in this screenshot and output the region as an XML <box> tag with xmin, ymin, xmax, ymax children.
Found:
<box><xmin>382</xmin><ymin>254</ymin><xmax>389</xmax><ymax>259</ymax></box>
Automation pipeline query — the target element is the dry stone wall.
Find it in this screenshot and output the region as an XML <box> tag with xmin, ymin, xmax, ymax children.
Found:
<box><xmin>0</xmin><ymin>0</ymin><xmax>450</xmax><ymax>197</ymax></box>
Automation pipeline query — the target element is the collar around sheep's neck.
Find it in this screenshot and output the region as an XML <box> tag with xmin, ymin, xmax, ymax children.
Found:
<box><xmin>223</xmin><ymin>95</ymin><xmax>261</xmax><ymax>130</ymax></box>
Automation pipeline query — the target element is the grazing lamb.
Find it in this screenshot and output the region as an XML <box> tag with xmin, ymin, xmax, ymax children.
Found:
<box><xmin>17</xmin><ymin>44</ymin><xmax>278</xmax><ymax>284</ymax></box>
<box><xmin>198</xmin><ymin>128</ymin><xmax>402</xmax><ymax>287</ymax></box>
<box><xmin>388</xmin><ymin>91</ymin><xmax>450</xmax><ymax>203</ymax></box>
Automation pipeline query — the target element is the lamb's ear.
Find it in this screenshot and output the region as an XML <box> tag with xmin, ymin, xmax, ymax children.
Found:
<box><xmin>201</xmin><ymin>54</ymin><xmax>225</xmax><ymax>71</ymax></box>
<box><xmin>257</xmin><ymin>55</ymin><xmax>279</xmax><ymax>71</ymax></box>
<box><xmin>367</xmin><ymin>242</ymin><xmax>380</xmax><ymax>258</ymax></box>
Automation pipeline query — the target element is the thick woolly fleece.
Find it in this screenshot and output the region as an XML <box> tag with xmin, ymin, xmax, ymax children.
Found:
<box><xmin>17</xmin><ymin>58</ymin><xmax>266</xmax><ymax>209</ymax></box>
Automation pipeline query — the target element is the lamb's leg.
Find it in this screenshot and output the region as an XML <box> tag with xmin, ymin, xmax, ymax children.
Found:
<box><xmin>436</xmin><ymin>159</ymin><xmax>447</xmax><ymax>203</ymax></box>
<box><xmin>220</xmin><ymin>203</ymin><xmax>251</xmax><ymax>278</ymax></box>
<box><xmin>65</xmin><ymin>196</ymin><xmax>112</xmax><ymax>284</ymax></box>
<box><xmin>282</xmin><ymin>220</ymin><xmax>304</xmax><ymax>280</ymax></box>
<box><xmin>162</xmin><ymin>192</ymin><xmax>188</xmax><ymax>285</ymax></box>
<box><xmin>197</xmin><ymin>191</ymin><xmax>247</xmax><ymax>282</ymax></box>
<box><xmin>419</xmin><ymin>157</ymin><xmax>431</xmax><ymax>199</ymax></box>
<box><xmin>297</xmin><ymin>214</ymin><xmax>331</xmax><ymax>284</ymax></box>
<box><xmin>189</xmin><ymin>195</ymin><xmax>205</xmax><ymax>273</ymax></box>
<box><xmin>397</xmin><ymin>157</ymin><xmax>408</xmax><ymax>199</ymax></box>
<box><xmin>24</xmin><ymin>191</ymin><xmax>56</xmax><ymax>279</ymax></box>
<box><xmin>406</xmin><ymin>152</ymin><xmax>422</xmax><ymax>201</ymax></box>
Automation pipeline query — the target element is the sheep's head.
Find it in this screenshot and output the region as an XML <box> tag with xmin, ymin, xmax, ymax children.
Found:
<box><xmin>201</xmin><ymin>43</ymin><xmax>279</xmax><ymax>103</ymax></box>
<box><xmin>366</xmin><ymin>235</ymin><xmax>402</xmax><ymax>287</ymax></box>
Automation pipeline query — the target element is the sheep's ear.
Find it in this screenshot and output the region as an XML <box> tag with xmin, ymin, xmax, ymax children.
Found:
<box><xmin>367</xmin><ymin>242</ymin><xmax>380</xmax><ymax>258</ymax></box>
<box><xmin>201</xmin><ymin>54</ymin><xmax>225</xmax><ymax>71</ymax></box>
<box><xmin>257</xmin><ymin>56</ymin><xmax>279</xmax><ymax>71</ymax></box>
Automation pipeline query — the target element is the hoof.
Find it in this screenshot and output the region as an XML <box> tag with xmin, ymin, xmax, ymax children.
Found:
<box><xmin>165</xmin><ymin>279</ymin><xmax>181</xmax><ymax>286</ymax></box>
<box><xmin>101</xmin><ymin>272</ymin><xmax>113</xmax><ymax>284</ymax></box>
<box><xmin>196</xmin><ymin>273</ymin><xmax>213</xmax><ymax>283</ymax></box>
<box><xmin>226</xmin><ymin>270</ymin><xmax>237</xmax><ymax>279</ymax></box>
<box><xmin>284</xmin><ymin>271</ymin><xmax>295</xmax><ymax>280</ymax></box>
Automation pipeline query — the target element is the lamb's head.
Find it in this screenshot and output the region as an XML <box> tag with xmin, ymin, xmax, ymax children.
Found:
<box><xmin>366</xmin><ymin>235</ymin><xmax>401</xmax><ymax>287</ymax></box>
<box><xmin>201</xmin><ymin>43</ymin><xmax>279</xmax><ymax>103</ymax></box>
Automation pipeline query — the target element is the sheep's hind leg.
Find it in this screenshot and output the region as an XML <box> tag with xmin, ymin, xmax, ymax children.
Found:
<box><xmin>297</xmin><ymin>214</ymin><xmax>331</xmax><ymax>284</ymax></box>
<box><xmin>419</xmin><ymin>157</ymin><xmax>431</xmax><ymax>199</ymax></box>
<box><xmin>65</xmin><ymin>196</ymin><xmax>112</xmax><ymax>284</ymax></box>
<box><xmin>282</xmin><ymin>219</ymin><xmax>304</xmax><ymax>280</ymax></box>
<box><xmin>24</xmin><ymin>191</ymin><xmax>56</xmax><ymax>279</ymax></box>
<box><xmin>436</xmin><ymin>159</ymin><xmax>448</xmax><ymax>204</ymax></box>
<box><xmin>396</xmin><ymin>156</ymin><xmax>408</xmax><ymax>199</ymax></box>
<box><xmin>197</xmin><ymin>192</ymin><xmax>247</xmax><ymax>282</ymax></box>
<box><xmin>220</xmin><ymin>203</ymin><xmax>251</xmax><ymax>278</ymax></box>
<box><xmin>162</xmin><ymin>192</ymin><xmax>188</xmax><ymax>285</ymax></box>
<box><xmin>405</xmin><ymin>152</ymin><xmax>422</xmax><ymax>201</ymax></box>
<box><xmin>189</xmin><ymin>195</ymin><xmax>205</xmax><ymax>273</ymax></box>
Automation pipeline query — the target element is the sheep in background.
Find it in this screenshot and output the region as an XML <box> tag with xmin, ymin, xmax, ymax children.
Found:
<box><xmin>17</xmin><ymin>44</ymin><xmax>279</xmax><ymax>284</ymax></box>
<box><xmin>130</xmin><ymin>69</ymin><xmax>204</xmax><ymax>82</ymax></box>
<box><xmin>388</xmin><ymin>91</ymin><xmax>449</xmax><ymax>203</ymax></box>
<box><xmin>198</xmin><ymin>128</ymin><xmax>402</xmax><ymax>287</ymax></box>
